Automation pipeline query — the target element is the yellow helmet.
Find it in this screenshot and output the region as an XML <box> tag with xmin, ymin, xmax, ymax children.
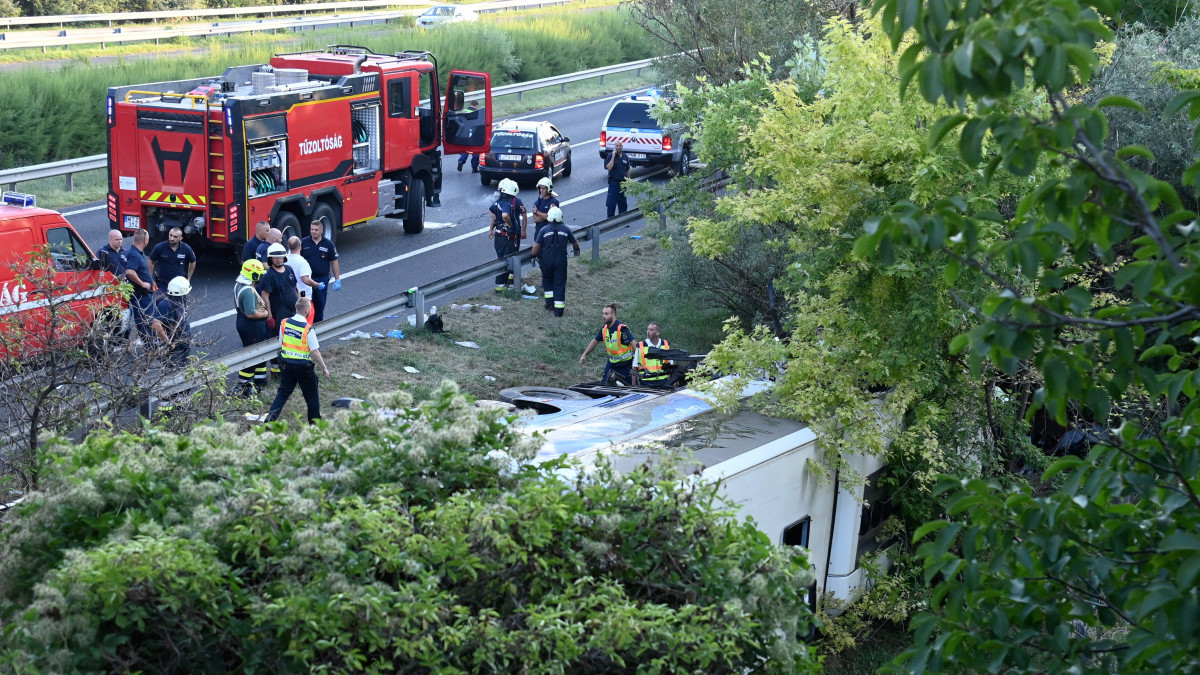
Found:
<box><xmin>241</xmin><ymin>258</ymin><xmax>265</xmax><ymax>282</ymax></box>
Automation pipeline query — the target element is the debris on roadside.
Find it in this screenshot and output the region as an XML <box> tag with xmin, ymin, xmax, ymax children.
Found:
<box><xmin>454</xmin><ymin>341</ymin><xmax>480</xmax><ymax>349</ymax></box>
<box><xmin>403</xmin><ymin>366</ymin><xmax>420</xmax><ymax>374</ymax></box>
<box><xmin>387</xmin><ymin>330</ymin><xmax>405</xmax><ymax>339</ymax></box>
<box><xmin>351</xmin><ymin>373</ymin><xmax>366</xmax><ymax>380</ymax></box>
<box><xmin>339</xmin><ymin>330</ymin><xmax>372</xmax><ymax>341</ymax></box>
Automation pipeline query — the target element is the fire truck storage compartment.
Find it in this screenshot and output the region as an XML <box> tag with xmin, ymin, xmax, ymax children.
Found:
<box><xmin>351</xmin><ymin>100</ymin><xmax>381</xmax><ymax>174</ymax></box>
<box><xmin>378</xmin><ymin>179</ymin><xmax>400</xmax><ymax>217</ymax></box>
<box><xmin>245</xmin><ymin>114</ymin><xmax>288</xmax><ymax>197</ymax></box>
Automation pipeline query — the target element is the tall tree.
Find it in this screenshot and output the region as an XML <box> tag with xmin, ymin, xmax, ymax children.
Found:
<box><xmin>856</xmin><ymin>0</ymin><xmax>1200</xmax><ymax>670</ymax></box>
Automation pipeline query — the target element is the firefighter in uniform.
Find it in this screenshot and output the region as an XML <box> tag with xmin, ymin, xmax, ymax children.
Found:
<box><xmin>633</xmin><ymin>322</ymin><xmax>671</xmax><ymax>387</ymax></box>
<box><xmin>579</xmin><ymin>303</ymin><xmax>636</xmax><ymax>384</ymax></box>
<box><xmin>234</xmin><ymin>259</ymin><xmax>270</xmax><ymax>396</ymax></box>
<box><xmin>150</xmin><ymin>276</ymin><xmax>193</xmax><ymax>366</ymax></box>
<box><xmin>530</xmin><ymin>206</ymin><xmax>579</xmax><ymax>317</ymax></box>
<box><xmin>531</xmin><ymin>177</ymin><xmax>561</xmax><ymax>238</ymax></box>
<box><xmin>265</xmin><ymin>296</ymin><xmax>329</xmax><ymax>424</ymax></box>
<box><xmin>488</xmin><ymin>178</ymin><xmax>527</xmax><ymax>290</ymax></box>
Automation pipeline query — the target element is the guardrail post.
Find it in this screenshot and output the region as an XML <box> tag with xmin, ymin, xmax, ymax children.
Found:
<box><xmin>413</xmin><ymin>289</ymin><xmax>426</xmax><ymax>326</ymax></box>
<box><xmin>516</xmin><ymin>91</ymin><xmax>523</xmax><ymax>102</ymax></box>
<box><xmin>600</xmin><ymin>74</ymin><xmax>605</xmax><ymax>84</ymax></box>
<box><xmin>560</xmin><ymin>83</ymin><xmax>566</xmax><ymax>94</ymax></box>
<box><xmin>589</xmin><ymin>225</ymin><xmax>600</xmax><ymax>261</ymax></box>
<box><xmin>508</xmin><ymin>256</ymin><xmax>522</xmax><ymax>289</ymax></box>
<box><xmin>65</xmin><ymin>172</ymin><xmax>73</xmax><ymax>192</ymax></box>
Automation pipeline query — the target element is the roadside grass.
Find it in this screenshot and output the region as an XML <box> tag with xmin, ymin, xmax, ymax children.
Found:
<box><xmin>22</xmin><ymin>71</ymin><xmax>658</xmax><ymax>211</ymax></box>
<box><xmin>263</xmin><ymin>234</ymin><xmax>729</xmax><ymax>425</ymax></box>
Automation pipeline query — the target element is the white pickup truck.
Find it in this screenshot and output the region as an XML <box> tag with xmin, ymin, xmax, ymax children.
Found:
<box><xmin>599</xmin><ymin>92</ymin><xmax>693</xmax><ymax>176</ymax></box>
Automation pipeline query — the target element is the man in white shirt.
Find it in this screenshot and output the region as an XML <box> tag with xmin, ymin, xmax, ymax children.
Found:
<box><xmin>286</xmin><ymin>236</ymin><xmax>321</xmax><ymax>321</ymax></box>
<box><xmin>264</xmin><ymin>297</ymin><xmax>329</xmax><ymax>424</ymax></box>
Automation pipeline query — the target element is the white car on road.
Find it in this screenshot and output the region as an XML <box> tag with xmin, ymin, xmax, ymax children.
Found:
<box><xmin>415</xmin><ymin>5</ymin><xmax>479</xmax><ymax>28</ymax></box>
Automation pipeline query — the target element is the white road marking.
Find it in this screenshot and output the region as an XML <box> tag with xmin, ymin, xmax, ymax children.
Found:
<box><xmin>62</xmin><ymin>204</ymin><xmax>106</xmax><ymax>217</ymax></box>
<box><xmin>190</xmin><ymin>168</ymin><xmax>666</xmax><ymax>329</ymax></box>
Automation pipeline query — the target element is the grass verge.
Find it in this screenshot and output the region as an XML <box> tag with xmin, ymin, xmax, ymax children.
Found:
<box><xmin>262</xmin><ymin>233</ymin><xmax>728</xmax><ymax>425</ymax></box>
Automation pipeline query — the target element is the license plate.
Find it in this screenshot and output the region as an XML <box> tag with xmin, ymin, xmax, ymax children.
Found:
<box><xmin>124</xmin><ymin>215</ymin><xmax>140</xmax><ymax>229</ymax></box>
<box><xmin>627</xmin><ymin>152</ymin><xmax>647</xmax><ymax>160</ymax></box>
<box><xmin>499</xmin><ymin>154</ymin><xmax>522</xmax><ymax>161</ymax></box>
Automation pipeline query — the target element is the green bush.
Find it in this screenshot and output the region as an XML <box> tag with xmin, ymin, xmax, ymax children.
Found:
<box><xmin>0</xmin><ymin>9</ymin><xmax>646</xmax><ymax>168</ymax></box>
<box><xmin>0</xmin><ymin>384</ymin><xmax>820</xmax><ymax>673</ymax></box>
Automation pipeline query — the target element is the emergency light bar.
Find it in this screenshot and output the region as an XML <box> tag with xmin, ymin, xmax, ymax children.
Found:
<box><xmin>1</xmin><ymin>192</ymin><xmax>36</xmax><ymax>208</ymax></box>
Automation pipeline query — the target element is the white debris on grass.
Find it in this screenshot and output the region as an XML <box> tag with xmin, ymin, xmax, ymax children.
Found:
<box><xmin>454</xmin><ymin>341</ymin><xmax>480</xmax><ymax>349</ymax></box>
<box><xmin>403</xmin><ymin>366</ymin><xmax>420</xmax><ymax>374</ymax></box>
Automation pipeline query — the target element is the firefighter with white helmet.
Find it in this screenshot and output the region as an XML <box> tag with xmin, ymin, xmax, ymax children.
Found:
<box><xmin>234</xmin><ymin>258</ymin><xmax>270</xmax><ymax>396</ymax></box>
<box><xmin>487</xmin><ymin>178</ymin><xmax>528</xmax><ymax>291</ymax></box>
<box><xmin>532</xmin><ymin>176</ymin><xmax>561</xmax><ymax>238</ymax></box>
<box><xmin>150</xmin><ymin>276</ymin><xmax>193</xmax><ymax>365</ymax></box>
<box><xmin>530</xmin><ymin>205</ymin><xmax>580</xmax><ymax>317</ymax></box>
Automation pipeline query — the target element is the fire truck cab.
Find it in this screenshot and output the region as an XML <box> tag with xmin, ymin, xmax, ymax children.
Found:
<box><xmin>107</xmin><ymin>45</ymin><xmax>492</xmax><ymax>249</ymax></box>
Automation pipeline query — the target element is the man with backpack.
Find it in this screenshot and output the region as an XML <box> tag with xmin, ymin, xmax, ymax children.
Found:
<box><xmin>487</xmin><ymin>178</ymin><xmax>527</xmax><ymax>291</ymax></box>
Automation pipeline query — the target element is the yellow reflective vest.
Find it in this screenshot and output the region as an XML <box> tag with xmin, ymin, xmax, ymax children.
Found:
<box><xmin>637</xmin><ymin>339</ymin><xmax>670</xmax><ymax>381</ymax></box>
<box><xmin>603</xmin><ymin>322</ymin><xmax>634</xmax><ymax>363</ymax></box>
<box><xmin>279</xmin><ymin>317</ymin><xmax>312</xmax><ymax>362</ymax></box>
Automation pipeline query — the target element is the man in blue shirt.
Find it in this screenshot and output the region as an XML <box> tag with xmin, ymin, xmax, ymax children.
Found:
<box><xmin>147</xmin><ymin>227</ymin><xmax>196</xmax><ymax>292</ymax></box>
<box><xmin>300</xmin><ymin>219</ymin><xmax>342</xmax><ymax>322</ymax></box>
<box><xmin>242</xmin><ymin>221</ymin><xmax>270</xmax><ymax>263</ymax></box>
<box><xmin>605</xmin><ymin>141</ymin><xmax>631</xmax><ymax>218</ymax></box>
<box><xmin>255</xmin><ymin>227</ymin><xmax>282</xmax><ymax>265</ymax></box>
<box><xmin>97</xmin><ymin>230</ymin><xmax>128</xmax><ymax>278</ymax></box>
<box><xmin>124</xmin><ymin>229</ymin><xmax>156</xmax><ymax>338</ymax></box>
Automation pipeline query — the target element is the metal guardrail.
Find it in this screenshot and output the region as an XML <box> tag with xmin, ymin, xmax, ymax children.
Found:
<box><xmin>1</xmin><ymin>57</ymin><xmax>656</xmax><ymax>191</ymax></box>
<box><xmin>0</xmin><ymin>0</ymin><xmax>571</xmax><ymax>49</ymax></box>
<box><xmin>0</xmin><ymin>0</ymin><xmax>419</xmax><ymax>29</ymax></box>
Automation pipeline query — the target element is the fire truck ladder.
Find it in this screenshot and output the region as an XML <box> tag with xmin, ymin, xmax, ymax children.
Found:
<box><xmin>208</xmin><ymin>114</ymin><xmax>228</xmax><ymax>237</ymax></box>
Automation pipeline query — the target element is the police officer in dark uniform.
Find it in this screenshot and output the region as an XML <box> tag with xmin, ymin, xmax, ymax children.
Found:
<box><xmin>300</xmin><ymin>219</ymin><xmax>342</xmax><ymax>323</ymax></box>
<box><xmin>97</xmin><ymin>230</ymin><xmax>128</xmax><ymax>278</ymax></box>
<box><xmin>150</xmin><ymin>277</ymin><xmax>193</xmax><ymax>366</ymax></box>
<box><xmin>242</xmin><ymin>221</ymin><xmax>270</xmax><ymax>263</ymax></box>
<box><xmin>531</xmin><ymin>206</ymin><xmax>579</xmax><ymax>317</ymax></box>
<box><xmin>488</xmin><ymin>179</ymin><xmax>527</xmax><ymax>291</ymax></box>
<box><xmin>125</xmin><ymin>229</ymin><xmax>156</xmax><ymax>338</ymax></box>
<box><xmin>147</xmin><ymin>226</ymin><xmax>196</xmax><ymax>292</ymax></box>
<box><xmin>605</xmin><ymin>141</ymin><xmax>631</xmax><ymax>218</ymax></box>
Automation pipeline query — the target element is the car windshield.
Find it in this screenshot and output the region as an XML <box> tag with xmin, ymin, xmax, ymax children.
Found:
<box><xmin>606</xmin><ymin>102</ymin><xmax>657</xmax><ymax>129</ymax></box>
<box><xmin>491</xmin><ymin>130</ymin><xmax>536</xmax><ymax>151</ymax></box>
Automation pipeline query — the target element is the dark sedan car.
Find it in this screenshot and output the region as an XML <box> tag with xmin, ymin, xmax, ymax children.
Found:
<box><xmin>478</xmin><ymin>120</ymin><xmax>572</xmax><ymax>187</ymax></box>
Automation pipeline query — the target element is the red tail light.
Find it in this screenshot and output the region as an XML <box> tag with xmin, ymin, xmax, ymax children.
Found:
<box><xmin>479</xmin><ymin>154</ymin><xmax>487</xmax><ymax>166</ymax></box>
<box><xmin>662</xmin><ymin>136</ymin><xmax>672</xmax><ymax>151</ymax></box>
<box><xmin>600</xmin><ymin>131</ymin><xmax>607</xmax><ymax>147</ymax></box>
<box><xmin>534</xmin><ymin>154</ymin><xmax>545</xmax><ymax>170</ymax></box>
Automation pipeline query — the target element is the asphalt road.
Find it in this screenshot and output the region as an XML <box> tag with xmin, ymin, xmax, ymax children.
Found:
<box><xmin>67</xmin><ymin>89</ymin><xmax>665</xmax><ymax>355</ymax></box>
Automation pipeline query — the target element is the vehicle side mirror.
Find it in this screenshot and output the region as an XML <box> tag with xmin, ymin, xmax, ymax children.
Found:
<box><xmin>88</xmin><ymin>257</ymin><xmax>101</xmax><ymax>272</ymax></box>
<box><xmin>562</xmin><ymin>136</ymin><xmax>570</xmax><ymax>143</ymax></box>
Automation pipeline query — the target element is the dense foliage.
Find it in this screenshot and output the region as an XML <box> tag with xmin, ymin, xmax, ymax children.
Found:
<box><xmin>853</xmin><ymin>0</ymin><xmax>1200</xmax><ymax>669</ymax></box>
<box><xmin>0</xmin><ymin>10</ymin><xmax>650</xmax><ymax>168</ymax></box>
<box><xmin>0</xmin><ymin>384</ymin><xmax>820</xmax><ymax>673</ymax></box>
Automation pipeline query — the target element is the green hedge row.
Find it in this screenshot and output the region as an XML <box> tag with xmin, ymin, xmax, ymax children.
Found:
<box><xmin>0</xmin><ymin>9</ymin><xmax>651</xmax><ymax>169</ymax></box>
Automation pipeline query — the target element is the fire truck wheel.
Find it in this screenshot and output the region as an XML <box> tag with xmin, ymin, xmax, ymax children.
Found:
<box><xmin>403</xmin><ymin>179</ymin><xmax>426</xmax><ymax>234</ymax></box>
<box><xmin>274</xmin><ymin>210</ymin><xmax>301</xmax><ymax>242</ymax></box>
<box><xmin>563</xmin><ymin>155</ymin><xmax>573</xmax><ymax>177</ymax></box>
<box><xmin>312</xmin><ymin>202</ymin><xmax>339</xmax><ymax>246</ymax></box>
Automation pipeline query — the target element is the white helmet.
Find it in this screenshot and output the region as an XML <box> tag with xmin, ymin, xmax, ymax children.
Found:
<box><xmin>166</xmin><ymin>276</ymin><xmax>192</xmax><ymax>297</ymax></box>
<box><xmin>266</xmin><ymin>242</ymin><xmax>287</xmax><ymax>259</ymax></box>
<box><xmin>498</xmin><ymin>178</ymin><xmax>519</xmax><ymax>196</ymax></box>
<box><xmin>547</xmin><ymin>206</ymin><xmax>564</xmax><ymax>222</ymax></box>
<box><xmin>536</xmin><ymin>177</ymin><xmax>553</xmax><ymax>191</ymax></box>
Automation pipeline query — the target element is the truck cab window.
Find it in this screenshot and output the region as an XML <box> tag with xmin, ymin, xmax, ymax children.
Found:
<box><xmin>388</xmin><ymin>78</ymin><xmax>411</xmax><ymax>118</ymax></box>
<box><xmin>46</xmin><ymin>227</ymin><xmax>91</xmax><ymax>271</ymax></box>
<box><xmin>417</xmin><ymin>70</ymin><xmax>437</xmax><ymax>146</ymax></box>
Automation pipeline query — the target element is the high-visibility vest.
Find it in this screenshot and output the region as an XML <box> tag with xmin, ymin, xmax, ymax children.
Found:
<box><xmin>279</xmin><ymin>317</ymin><xmax>312</xmax><ymax>362</ymax></box>
<box><xmin>638</xmin><ymin>339</ymin><xmax>670</xmax><ymax>380</ymax></box>
<box><xmin>603</xmin><ymin>322</ymin><xmax>633</xmax><ymax>363</ymax></box>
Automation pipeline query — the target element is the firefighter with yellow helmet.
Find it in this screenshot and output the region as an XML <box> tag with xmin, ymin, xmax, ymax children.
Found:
<box><xmin>234</xmin><ymin>258</ymin><xmax>270</xmax><ymax>396</ymax></box>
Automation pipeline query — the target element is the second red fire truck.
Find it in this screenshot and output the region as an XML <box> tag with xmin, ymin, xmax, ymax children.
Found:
<box><xmin>106</xmin><ymin>45</ymin><xmax>492</xmax><ymax>248</ymax></box>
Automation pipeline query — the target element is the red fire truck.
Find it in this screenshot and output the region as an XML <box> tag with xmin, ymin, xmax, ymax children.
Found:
<box><xmin>106</xmin><ymin>45</ymin><xmax>492</xmax><ymax>248</ymax></box>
